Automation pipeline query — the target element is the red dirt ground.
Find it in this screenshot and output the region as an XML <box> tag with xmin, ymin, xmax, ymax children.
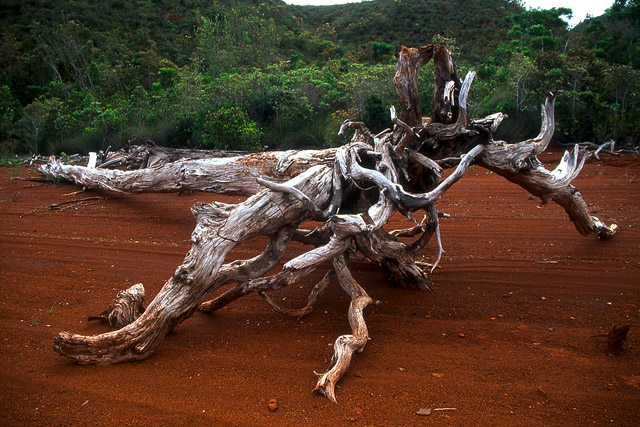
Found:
<box><xmin>1</xmin><ymin>151</ymin><xmax>639</xmax><ymax>426</ymax></box>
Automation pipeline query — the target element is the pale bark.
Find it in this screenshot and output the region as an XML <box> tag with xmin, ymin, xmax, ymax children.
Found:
<box><xmin>314</xmin><ymin>254</ymin><xmax>373</xmax><ymax>403</ymax></box>
<box><xmin>87</xmin><ymin>283</ymin><xmax>145</xmax><ymax>329</ymax></box>
<box><xmin>53</xmin><ymin>166</ymin><xmax>333</xmax><ymax>364</ymax></box>
<box><xmin>478</xmin><ymin>97</ymin><xmax>617</xmax><ymax>238</ymax></box>
<box><xmin>41</xmin><ymin>148</ymin><xmax>337</xmax><ymax>197</ymax></box>
<box><xmin>39</xmin><ymin>43</ymin><xmax>617</xmax><ymax>403</ymax></box>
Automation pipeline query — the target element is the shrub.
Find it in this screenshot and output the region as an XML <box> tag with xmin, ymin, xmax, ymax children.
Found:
<box><xmin>202</xmin><ymin>106</ymin><xmax>262</xmax><ymax>152</ymax></box>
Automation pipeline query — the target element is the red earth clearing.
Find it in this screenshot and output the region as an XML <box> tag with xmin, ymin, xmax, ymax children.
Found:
<box><xmin>1</xmin><ymin>150</ymin><xmax>638</xmax><ymax>426</ymax></box>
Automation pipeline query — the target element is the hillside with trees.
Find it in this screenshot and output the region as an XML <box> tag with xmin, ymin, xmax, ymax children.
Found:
<box><xmin>0</xmin><ymin>0</ymin><xmax>638</xmax><ymax>157</ymax></box>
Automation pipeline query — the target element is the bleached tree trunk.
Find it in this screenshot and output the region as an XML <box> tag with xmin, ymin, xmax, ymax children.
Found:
<box><xmin>39</xmin><ymin>44</ymin><xmax>617</xmax><ymax>402</ymax></box>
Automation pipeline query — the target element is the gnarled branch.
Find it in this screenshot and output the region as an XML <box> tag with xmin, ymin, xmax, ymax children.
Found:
<box><xmin>39</xmin><ymin>43</ymin><xmax>618</xmax><ymax>404</ymax></box>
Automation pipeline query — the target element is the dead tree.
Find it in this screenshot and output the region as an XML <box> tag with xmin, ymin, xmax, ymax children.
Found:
<box><xmin>39</xmin><ymin>44</ymin><xmax>617</xmax><ymax>403</ymax></box>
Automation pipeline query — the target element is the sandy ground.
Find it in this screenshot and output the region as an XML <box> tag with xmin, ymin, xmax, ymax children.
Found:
<box><xmin>0</xmin><ymin>150</ymin><xmax>639</xmax><ymax>426</ymax></box>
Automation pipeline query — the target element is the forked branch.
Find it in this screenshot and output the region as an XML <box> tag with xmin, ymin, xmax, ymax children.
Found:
<box><xmin>39</xmin><ymin>43</ymin><xmax>618</xmax><ymax>405</ymax></box>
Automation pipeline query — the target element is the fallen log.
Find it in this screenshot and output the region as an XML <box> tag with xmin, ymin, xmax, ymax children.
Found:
<box><xmin>39</xmin><ymin>44</ymin><xmax>617</xmax><ymax>403</ymax></box>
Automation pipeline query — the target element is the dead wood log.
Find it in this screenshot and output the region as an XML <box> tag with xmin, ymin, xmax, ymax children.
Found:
<box><xmin>88</xmin><ymin>283</ymin><xmax>145</xmax><ymax>329</ymax></box>
<box><xmin>99</xmin><ymin>140</ymin><xmax>248</xmax><ymax>169</ymax></box>
<box><xmin>40</xmin><ymin>148</ymin><xmax>338</xmax><ymax>197</ymax></box>
<box><xmin>39</xmin><ymin>43</ymin><xmax>618</xmax><ymax>403</ymax></box>
<box><xmin>53</xmin><ymin>166</ymin><xmax>334</xmax><ymax>364</ymax></box>
<box><xmin>478</xmin><ymin>96</ymin><xmax>617</xmax><ymax>238</ymax></box>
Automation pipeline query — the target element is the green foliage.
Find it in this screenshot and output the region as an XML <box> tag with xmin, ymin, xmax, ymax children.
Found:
<box><xmin>202</xmin><ymin>106</ymin><xmax>262</xmax><ymax>151</ymax></box>
<box><xmin>371</xmin><ymin>41</ymin><xmax>395</xmax><ymax>62</ymax></box>
<box><xmin>0</xmin><ymin>152</ymin><xmax>22</xmax><ymax>167</ymax></box>
<box><xmin>504</xmin><ymin>7</ymin><xmax>570</xmax><ymax>56</ymax></box>
<box><xmin>0</xmin><ymin>0</ymin><xmax>638</xmax><ymax>154</ymax></box>
<box><xmin>15</xmin><ymin>97</ymin><xmax>63</xmax><ymax>155</ymax></box>
<box><xmin>575</xmin><ymin>0</ymin><xmax>640</xmax><ymax>68</ymax></box>
<box><xmin>507</xmin><ymin>51</ymin><xmax>536</xmax><ymax>114</ymax></box>
<box><xmin>364</xmin><ymin>95</ymin><xmax>392</xmax><ymax>133</ymax></box>
<box><xmin>295</xmin><ymin>0</ymin><xmax>523</xmax><ymax>64</ymax></box>
<box><xmin>0</xmin><ymin>86</ymin><xmax>18</xmax><ymax>142</ymax></box>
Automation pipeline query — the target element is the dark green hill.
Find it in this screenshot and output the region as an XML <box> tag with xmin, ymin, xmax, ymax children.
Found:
<box><xmin>0</xmin><ymin>0</ymin><xmax>531</xmax><ymax>97</ymax></box>
<box><xmin>572</xmin><ymin>0</ymin><xmax>639</xmax><ymax>68</ymax></box>
<box><xmin>0</xmin><ymin>0</ymin><xmax>638</xmax><ymax>154</ymax></box>
<box><xmin>291</xmin><ymin>0</ymin><xmax>523</xmax><ymax>63</ymax></box>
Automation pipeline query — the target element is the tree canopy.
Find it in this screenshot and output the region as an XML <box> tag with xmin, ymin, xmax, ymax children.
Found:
<box><xmin>0</xmin><ymin>0</ymin><xmax>638</xmax><ymax>156</ymax></box>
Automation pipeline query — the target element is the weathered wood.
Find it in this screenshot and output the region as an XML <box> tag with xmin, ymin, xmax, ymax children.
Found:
<box><xmin>314</xmin><ymin>254</ymin><xmax>373</xmax><ymax>403</ymax></box>
<box><xmin>355</xmin><ymin>229</ymin><xmax>433</xmax><ymax>290</ymax></box>
<box><xmin>478</xmin><ymin>96</ymin><xmax>617</xmax><ymax>238</ymax></box>
<box><xmin>53</xmin><ymin>166</ymin><xmax>334</xmax><ymax>364</ymax></box>
<box><xmin>393</xmin><ymin>45</ymin><xmax>434</xmax><ymax>128</ymax></box>
<box><xmin>39</xmin><ymin>43</ymin><xmax>618</xmax><ymax>403</ymax></box>
<box><xmin>40</xmin><ymin>148</ymin><xmax>338</xmax><ymax>197</ymax></box>
<box><xmin>88</xmin><ymin>283</ymin><xmax>145</xmax><ymax>329</ymax></box>
<box><xmin>99</xmin><ymin>141</ymin><xmax>248</xmax><ymax>169</ymax></box>
<box><xmin>198</xmin><ymin>225</ymin><xmax>297</xmax><ymax>313</ymax></box>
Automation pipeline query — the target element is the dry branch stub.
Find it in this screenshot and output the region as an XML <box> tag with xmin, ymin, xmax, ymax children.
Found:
<box><xmin>39</xmin><ymin>44</ymin><xmax>617</xmax><ymax>403</ymax></box>
<box><xmin>87</xmin><ymin>283</ymin><xmax>146</xmax><ymax>329</ymax></box>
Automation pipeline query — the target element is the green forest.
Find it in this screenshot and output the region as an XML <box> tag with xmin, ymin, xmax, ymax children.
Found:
<box><xmin>0</xmin><ymin>0</ymin><xmax>638</xmax><ymax>157</ymax></box>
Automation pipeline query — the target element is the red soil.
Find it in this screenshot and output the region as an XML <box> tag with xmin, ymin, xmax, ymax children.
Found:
<box><xmin>1</xmin><ymin>151</ymin><xmax>639</xmax><ymax>426</ymax></box>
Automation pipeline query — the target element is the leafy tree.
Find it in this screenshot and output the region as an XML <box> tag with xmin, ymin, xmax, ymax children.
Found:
<box><xmin>0</xmin><ymin>85</ymin><xmax>18</xmax><ymax>143</ymax></box>
<box><xmin>202</xmin><ymin>106</ymin><xmax>262</xmax><ymax>151</ymax></box>
<box><xmin>507</xmin><ymin>51</ymin><xmax>536</xmax><ymax>116</ymax></box>
<box><xmin>343</xmin><ymin>63</ymin><xmax>395</xmax><ymax>122</ymax></box>
<box><xmin>16</xmin><ymin>97</ymin><xmax>62</xmax><ymax>155</ymax></box>
<box><xmin>371</xmin><ymin>41</ymin><xmax>395</xmax><ymax>62</ymax></box>
<box><xmin>364</xmin><ymin>95</ymin><xmax>392</xmax><ymax>133</ymax></box>
<box><xmin>504</xmin><ymin>8</ymin><xmax>571</xmax><ymax>56</ymax></box>
<box><xmin>577</xmin><ymin>0</ymin><xmax>639</xmax><ymax>67</ymax></box>
<box><xmin>1</xmin><ymin>0</ymin><xmax>638</xmax><ymax>153</ymax></box>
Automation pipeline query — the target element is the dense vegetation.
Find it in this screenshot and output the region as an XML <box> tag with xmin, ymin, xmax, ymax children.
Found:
<box><xmin>0</xmin><ymin>0</ymin><xmax>638</xmax><ymax>156</ymax></box>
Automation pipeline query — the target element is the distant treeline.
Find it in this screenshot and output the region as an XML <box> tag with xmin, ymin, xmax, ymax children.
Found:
<box><xmin>0</xmin><ymin>0</ymin><xmax>638</xmax><ymax>156</ymax></box>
